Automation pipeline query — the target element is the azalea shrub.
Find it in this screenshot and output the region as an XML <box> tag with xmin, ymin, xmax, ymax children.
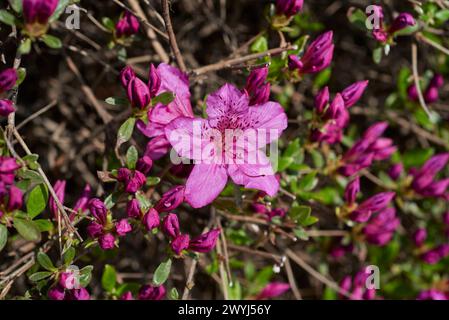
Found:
<box><xmin>0</xmin><ymin>0</ymin><xmax>449</xmax><ymax>301</ymax></box>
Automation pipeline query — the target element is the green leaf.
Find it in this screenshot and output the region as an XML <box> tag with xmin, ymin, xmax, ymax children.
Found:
<box><xmin>79</xmin><ymin>265</ymin><xmax>94</xmax><ymax>287</ymax></box>
<box><xmin>13</xmin><ymin>217</ymin><xmax>41</xmax><ymax>242</ymax></box>
<box><xmin>104</xmin><ymin>192</ymin><xmax>120</xmax><ymax>209</ymax></box>
<box><xmin>289</xmin><ymin>205</ymin><xmax>311</xmax><ymax>224</ymax></box>
<box><xmin>151</xmin><ymin>92</ymin><xmax>175</xmax><ymax>106</ymax></box>
<box><xmin>153</xmin><ymin>259</ymin><xmax>172</xmax><ymax>286</ymax></box>
<box><xmin>0</xmin><ymin>10</ymin><xmax>16</xmax><ymax>26</ymax></box>
<box><xmin>102</xmin><ymin>264</ymin><xmax>117</xmax><ymax>292</ymax></box>
<box><xmin>102</xmin><ymin>17</ymin><xmax>115</xmax><ymax>31</ymax></box>
<box><xmin>34</xmin><ymin>219</ymin><xmax>54</xmax><ymax>232</ymax></box>
<box><xmin>37</xmin><ymin>252</ymin><xmax>56</xmax><ymax>271</ymax></box>
<box><xmin>29</xmin><ymin>271</ymin><xmax>53</xmax><ymax>282</ymax></box>
<box><xmin>293</xmin><ymin>227</ymin><xmax>309</xmax><ymax>241</ymax></box>
<box><xmin>105</xmin><ymin>96</ymin><xmax>128</xmax><ymax>106</ymax></box>
<box><xmin>63</xmin><ymin>247</ymin><xmax>76</xmax><ymax>265</ymax></box>
<box><xmin>313</xmin><ymin>68</ymin><xmax>331</xmax><ymax>88</ymax></box>
<box><xmin>168</xmin><ymin>287</ymin><xmax>179</xmax><ymax>300</ymax></box>
<box><xmin>18</xmin><ymin>38</ymin><xmax>32</xmax><ymax>55</ymax></box>
<box><xmin>302</xmin><ymin>215</ymin><xmax>319</xmax><ymax>226</ymax></box>
<box><xmin>126</xmin><ymin>145</ymin><xmax>138</xmax><ymax>170</ymax></box>
<box><xmin>250</xmin><ymin>35</ymin><xmax>268</xmax><ymax>53</ymax></box>
<box><xmin>436</xmin><ymin>9</ymin><xmax>449</xmax><ymax>23</ymax></box>
<box><xmin>117</xmin><ymin>117</ymin><xmax>136</xmax><ymax>146</ymax></box>
<box><xmin>41</xmin><ymin>35</ymin><xmax>62</xmax><ymax>49</ymax></box>
<box><xmin>373</xmin><ymin>47</ymin><xmax>383</xmax><ymax>64</ymax></box>
<box><xmin>146</xmin><ymin>176</ymin><xmax>160</xmax><ymax>187</ymax></box>
<box><xmin>26</xmin><ymin>184</ymin><xmax>49</xmax><ymax>219</ymax></box>
<box><xmin>18</xmin><ymin>169</ymin><xmax>44</xmax><ymax>184</ymax></box>
<box><xmin>8</xmin><ymin>0</ymin><xmax>22</xmax><ymax>13</ymax></box>
<box><xmin>348</xmin><ymin>8</ymin><xmax>367</xmax><ymax>30</ymax></box>
<box><xmin>135</xmin><ymin>191</ymin><xmax>151</xmax><ymax>211</ymax></box>
<box><xmin>0</xmin><ymin>224</ymin><xmax>8</xmax><ymax>252</ymax></box>
<box><xmin>299</xmin><ymin>172</ymin><xmax>318</xmax><ymax>191</ymax></box>
<box><xmin>49</xmin><ymin>0</ymin><xmax>69</xmax><ymax>22</ymax></box>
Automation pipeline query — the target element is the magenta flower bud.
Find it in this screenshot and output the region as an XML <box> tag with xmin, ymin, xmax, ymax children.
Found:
<box><xmin>372</xmin><ymin>29</ymin><xmax>388</xmax><ymax>43</ymax></box>
<box><xmin>87</xmin><ymin>222</ymin><xmax>103</xmax><ymax>238</ymax></box>
<box><xmin>116</xmin><ymin>11</ymin><xmax>140</xmax><ymax>38</ymax></box>
<box><xmin>388</xmin><ymin>163</ymin><xmax>403</xmax><ymax>181</ymax></box>
<box><xmin>407</xmin><ymin>84</ymin><xmax>419</xmax><ymax>101</ymax></box>
<box><xmin>154</xmin><ymin>185</ymin><xmax>185</xmax><ymax>212</ymax></box>
<box><xmin>245</xmin><ymin>67</ymin><xmax>269</xmax><ymax>95</ymax></box>
<box><xmin>249</xmin><ymin>83</ymin><xmax>271</xmax><ymax>106</ymax></box>
<box><xmin>171</xmin><ymin>234</ymin><xmax>190</xmax><ymax>255</ymax></box>
<box><xmin>7</xmin><ymin>185</ymin><xmax>23</xmax><ymax>211</ymax></box>
<box><xmin>143</xmin><ymin>208</ymin><xmax>160</xmax><ymax>231</ymax></box>
<box><xmin>0</xmin><ymin>99</ymin><xmax>15</xmax><ymax>117</ymax></box>
<box><xmin>0</xmin><ymin>157</ymin><xmax>21</xmax><ymax>184</ymax></box>
<box><xmin>314</xmin><ymin>86</ymin><xmax>329</xmax><ymax>114</ymax></box>
<box><xmin>287</xmin><ymin>54</ymin><xmax>303</xmax><ymax>71</ymax></box>
<box><xmin>429</xmin><ymin>74</ymin><xmax>444</xmax><ymax>89</ymax></box>
<box><xmin>120</xmin><ymin>291</ymin><xmax>134</xmax><ymax>300</ymax></box>
<box><xmin>115</xmin><ymin>219</ymin><xmax>132</xmax><ymax>236</ymax></box>
<box><xmin>162</xmin><ymin>213</ymin><xmax>180</xmax><ymax>239</ymax></box>
<box><xmin>138</xmin><ymin>285</ymin><xmax>166</xmax><ymax>300</ymax></box>
<box><xmin>424</xmin><ymin>86</ymin><xmax>439</xmax><ymax>103</ymax></box>
<box><xmin>88</xmin><ymin>198</ymin><xmax>108</xmax><ymax>225</ymax></box>
<box><xmin>324</xmin><ymin>94</ymin><xmax>348</xmax><ymax>128</ymax></box>
<box><xmin>72</xmin><ymin>184</ymin><xmax>91</xmax><ymax>218</ymax></box>
<box><xmin>120</xmin><ymin>66</ymin><xmax>136</xmax><ymax>89</ymax></box>
<box><xmin>67</xmin><ymin>287</ymin><xmax>90</xmax><ymax>301</ymax></box>
<box><xmin>256</xmin><ymin>282</ymin><xmax>290</xmax><ymax>300</ymax></box>
<box><xmin>188</xmin><ymin>228</ymin><xmax>220</xmax><ymax>253</ymax></box>
<box><xmin>421</xmin><ymin>249</ymin><xmax>441</xmax><ymax>264</ymax></box>
<box><xmin>127</xmin><ymin>77</ymin><xmax>151</xmax><ymax>109</ymax></box>
<box><xmin>136</xmin><ymin>156</ymin><xmax>153</xmax><ymax>175</ymax></box>
<box><xmin>49</xmin><ymin>180</ymin><xmax>65</xmax><ymax>219</ymax></box>
<box><xmin>363</xmin><ymin>122</ymin><xmax>389</xmax><ymax>142</ymax></box>
<box><xmin>420</xmin><ymin>178</ymin><xmax>449</xmax><ymax>197</ymax></box>
<box><xmin>99</xmin><ymin>233</ymin><xmax>116</xmax><ymax>250</ymax></box>
<box><xmin>412</xmin><ymin>228</ymin><xmax>427</xmax><ymax>247</ymax></box>
<box><xmin>59</xmin><ymin>272</ymin><xmax>76</xmax><ymax>290</ymax></box>
<box><xmin>351</xmin><ymin>192</ymin><xmax>395</xmax><ymax>222</ymax></box>
<box><xmin>443</xmin><ymin>212</ymin><xmax>449</xmax><ymax>226</ymax></box>
<box><xmin>22</xmin><ymin>0</ymin><xmax>59</xmax><ymax>25</ymax></box>
<box><xmin>341</xmin><ymin>80</ymin><xmax>369</xmax><ymax>108</ymax></box>
<box><xmin>276</xmin><ymin>0</ymin><xmax>303</xmax><ymax>17</ymax></box>
<box><xmin>126</xmin><ymin>198</ymin><xmax>141</xmax><ymax>218</ymax></box>
<box><xmin>267</xmin><ymin>208</ymin><xmax>286</xmax><ymax>220</ymax></box>
<box><xmin>117</xmin><ymin>168</ymin><xmax>146</xmax><ymax>194</ymax></box>
<box><xmin>412</xmin><ymin>153</ymin><xmax>449</xmax><ymax>191</ymax></box>
<box><xmin>48</xmin><ymin>285</ymin><xmax>65</xmax><ymax>300</ymax></box>
<box><xmin>344</xmin><ymin>176</ymin><xmax>360</xmax><ymax>205</ymax></box>
<box><xmin>437</xmin><ymin>244</ymin><xmax>449</xmax><ymax>258</ymax></box>
<box><xmin>148</xmin><ymin>64</ymin><xmax>161</xmax><ymax>97</ymax></box>
<box><xmin>251</xmin><ymin>202</ymin><xmax>268</xmax><ymax>215</ymax></box>
<box><xmin>298</xmin><ymin>31</ymin><xmax>334</xmax><ymax>74</ymax></box>
<box><xmin>389</xmin><ymin>13</ymin><xmax>416</xmax><ymax>34</ymax></box>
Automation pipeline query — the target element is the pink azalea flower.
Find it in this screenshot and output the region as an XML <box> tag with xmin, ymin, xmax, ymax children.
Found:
<box><xmin>137</xmin><ymin>63</ymin><xmax>194</xmax><ymax>160</ymax></box>
<box><xmin>165</xmin><ymin>84</ymin><xmax>287</xmax><ymax>208</ymax></box>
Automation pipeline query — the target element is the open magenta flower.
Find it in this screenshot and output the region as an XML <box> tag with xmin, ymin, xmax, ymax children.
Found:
<box><xmin>362</xmin><ymin>207</ymin><xmax>400</xmax><ymax>246</ymax></box>
<box><xmin>255</xmin><ymin>282</ymin><xmax>290</xmax><ymax>300</ymax></box>
<box><xmin>22</xmin><ymin>0</ymin><xmax>59</xmax><ymax>37</ymax></box>
<box><xmin>276</xmin><ymin>0</ymin><xmax>303</xmax><ymax>17</ymax></box>
<box><xmin>288</xmin><ymin>31</ymin><xmax>334</xmax><ymax>74</ymax></box>
<box><xmin>115</xmin><ymin>11</ymin><xmax>140</xmax><ymax>38</ymax></box>
<box><xmin>0</xmin><ymin>69</ymin><xmax>18</xmax><ymax>93</ymax></box>
<box><xmin>136</xmin><ymin>63</ymin><xmax>194</xmax><ymax>160</ymax></box>
<box><xmin>165</xmin><ymin>84</ymin><xmax>287</xmax><ymax>208</ymax></box>
<box><xmin>245</xmin><ymin>66</ymin><xmax>271</xmax><ymax>106</ymax></box>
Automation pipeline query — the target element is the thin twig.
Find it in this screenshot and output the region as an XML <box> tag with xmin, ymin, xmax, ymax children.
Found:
<box><xmin>16</xmin><ymin>100</ymin><xmax>58</xmax><ymax>130</ymax></box>
<box><xmin>416</xmin><ymin>32</ymin><xmax>449</xmax><ymax>56</ymax></box>
<box><xmin>411</xmin><ymin>42</ymin><xmax>433</xmax><ymax>118</ymax></box>
<box><xmin>161</xmin><ymin>0</ymin><xmax>187</xmax><ymax>71</ymax></box>
<box><xmin>284</xmin><ymin>256</ymin><xmax>302</xmax><ymax>300</ymax></box>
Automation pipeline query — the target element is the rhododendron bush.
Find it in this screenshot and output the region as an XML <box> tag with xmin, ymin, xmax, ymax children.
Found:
<box><xmin>0</xmin><ymin>0</ymin><xmax>449</xmax><ymax>301</ymax></box>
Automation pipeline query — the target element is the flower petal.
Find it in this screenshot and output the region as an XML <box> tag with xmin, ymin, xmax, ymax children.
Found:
<box><xmin>206</xmin><ymin>83</ymin><xmax>249</xmax><ymax>119</ymax></box>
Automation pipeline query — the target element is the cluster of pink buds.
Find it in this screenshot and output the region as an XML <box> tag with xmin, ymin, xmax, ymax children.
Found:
<box><xmin>87</xmin><ymin>199</ymin><xmax>132</xmax><ymax>250</ymax></box>
<box><xmin>162</xmin><ymin>213</ymin><xmax>220</xmax><ymax>255</ymax></box>
<box><xmin>362</xmin><ymin>207</ymin><xmax>399</xmax><ymax>246</ymax></box>
<box><xmin>115</xmin><ymin>11</ymin><xmax>140</xmax><ymax>39</ymax></box>
<box><xmin>48</xmin><ymin>271</ymin><xmax>90</xmax><ymax>300</ymax></box>
<box><xmin>120</xmin><ymin>64</ymin><xmax>161</xmax><ymax>110</ymax></box>
<box><xmin>310</xmin><ymin>81</ymin><xmax>368</xmax><ymax>144</ymax></box>
<box><xmin>408</xmin><ymin>74</ymin><xmax>444</xmax><ymax>104</ymax></box>
<box><xmin>116</xmin><ymin>156</ymin><xmax>153</xmax><ymax>194</ymax></box>
<box><xmin>275</xmin><ymin>0</ymin><xmax>303</xmax><ymax>17</ymax></box>
<box><xmin>0</xmin><ymin>183</ymin><xmax>23</xmax><ymax>221</ymax></box>
<box><xmin>0</xmin><ymin>69</ymin><xmax>18</xmax><ymax>117</ymax></box>
<box><xmin>409</xmin><ymin>154</ymin><xmax>449</xmax><ymax>199</ymax></box>
<box><xmin>120</xmin><ymin>284</ymin><xmax>165</xmax><ymax>300</ymax></box>
<box><xmin>288</xmin><ymin>31</ymin><xmax>334</xmax><ymax>75</ymax></box>
<box><xmin>368</xmin><ymin>6</ymin><xmax>416</xmax><ymax>44</ymax></box>
<box><xmin>22</xmin><ymin>0</ymin><xmax>59</xmax><ymax>37</ymax></box>
<box><xmin>412</xmin><ymin>215</ymin><xmax>449</xmax><ymax>265</ymax></box>
<box><xmin>343</xmin><ymin>176</ymin><xmax>396</xmax><ymax>223</ymax></box>
<box><xmin>340</xmin><ymin>267</ymin><xmax>377</xmax><ymax>300</ymax></box>
<box><xmin>339</xmin><ymin>122</ymin><xmax>396</xmax><ymax>177</ymax></box>
<box><xmin>244</xmin><ymin>67</ymin><xmax>271</xmax><ymax>106</ymax></box>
